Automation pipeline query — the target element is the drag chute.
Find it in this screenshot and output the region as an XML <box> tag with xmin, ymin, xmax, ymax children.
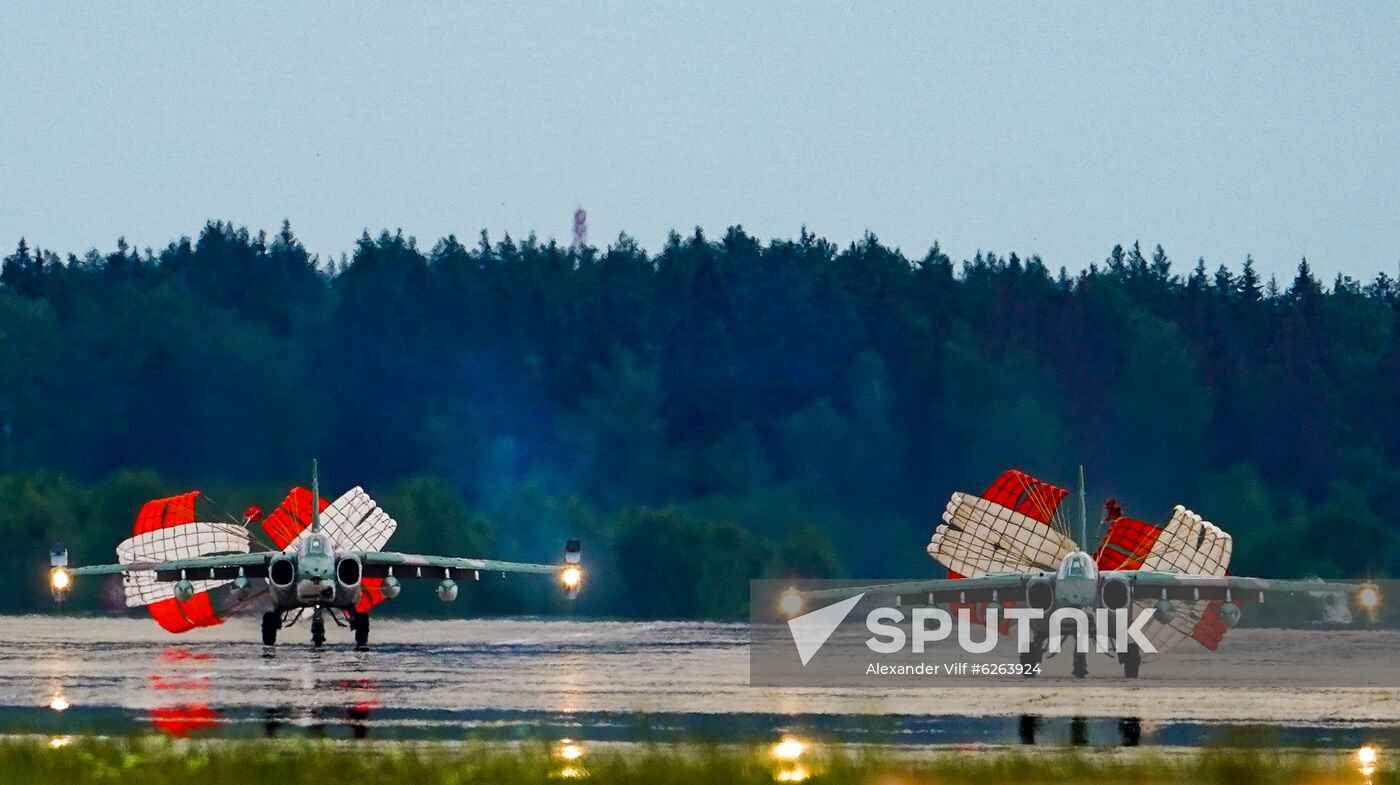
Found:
<box><xmin>260</xmin><ymin>487</ymin><xmax>327</xmax><ymax>549</ymax></box>
<box><xmin>1095</xmin><ymin>504</ymin><xmax>1235</xmax><ymax>659</ymax></box>
<box><xmin>931</xmin><ymin>471</ymin><xmax>1077</xmax><ymax>632</ymax></box>
<box><xmin>262</xmin><ymin>486</ymin><xmax>398</xmax><ymax>612</ymax></box>
<box><xmin>115</xmin><ymin>492</ymin><xmax>251</xmax><ymax>633</ymax></box>
<box><xmin>929</xmin><ymin>470</ymin><xmax>1077</xmax><ymax>577</ymax></box>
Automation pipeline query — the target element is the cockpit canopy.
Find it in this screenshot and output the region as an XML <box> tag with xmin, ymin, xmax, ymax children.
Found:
<box><xmin>1057</xmin><ymin>551</ymin><xmax>1098</xmax><ymax>580</ymax></box>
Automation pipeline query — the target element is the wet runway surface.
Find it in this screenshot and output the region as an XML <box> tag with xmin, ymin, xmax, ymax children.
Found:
<box><xmin>5</xmin><ymin>616</ymin><xmax>1398</xmax><ymax>746</ymax></box>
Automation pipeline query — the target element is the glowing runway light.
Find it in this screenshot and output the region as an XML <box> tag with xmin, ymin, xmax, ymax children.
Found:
<box><xmin>48</xmin><ymin>696</ymin><xmax>69</xmax><ymax>712</ymax></box>
<box><xmin>1358</xmin><ymin>744</ymin><xmax>1380</xmax><ymax>777</ymax></box>
<box><xmin>556</xmin><ymin>739</ymin><xmax>585</xmax><ymax>761</ymax></box>
<box><xmin>562</xmin><ymin>568</ymin><xmax>582</xmax><ymax>590</ymax></box>
<box><xmin>48</xmin><ymin>736</ymin><xmax>71</xmax><ymax>749</ymax></box>
<box><xmin>772</xmin><ymin>735</ymin><xmax>805</xmax><ymax>761</ymax></box>
<box><xmin>1359</xmin><ymin>584</ymin><xmax>1381</xmax><ymax>611</ymax></box>
<box><xmin>552</xmin><ymin>739</ymin><xmax>588</xmax><ymax>779</ymax></box>
<box><xmin>50</xmin><ymin>570</ymin><xmax>70</xmax><ymax>590</ymax></box>
<box><xmin>774</xmin><ymin>766</ymin><xmax>808</xmax><ymax>782</ymax></box>
<box><xmin>779</xmin><ymin>589</ymin><xmax>803</xmax><ymax>617</ymax></box>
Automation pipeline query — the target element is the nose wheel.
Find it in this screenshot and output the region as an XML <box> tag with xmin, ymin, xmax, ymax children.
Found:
<box><xmin>311</xmin><ymin>608</ymin><xmax>326</xmax><ymax>647</ymax></box>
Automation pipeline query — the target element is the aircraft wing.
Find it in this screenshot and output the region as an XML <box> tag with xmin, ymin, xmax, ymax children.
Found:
<box><xmin>70</xmin><ymin>552</ymin><xmax>273</xmax><ymax>580</ymax></box>
<box><xmin>359</xmin><ymin>551</ymin><xmax>568</xmax><ymax>580</ymax></box>
<box><xmin>1119</xmin><ymin>571</ymin><xmax>1365</xmax><ymax>602</ymax></box>
<box><xmin>791</xmin><ymin>573</ymin><xmax>1032</xmax><ymax>609</ymax></box>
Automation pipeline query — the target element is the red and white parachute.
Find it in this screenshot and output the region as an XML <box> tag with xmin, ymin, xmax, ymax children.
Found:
<box><xmin>115</xmin><ymin>486</ymin><xmax>399</xmax><ymax>631</ymax></box>
<box><xmin>115</xmin><ymin>493</ymin><xmax>251</xmax><ymax>632</ymax></box>
<box><xmin>1095</xmin><ymin>503</ymin><xmax>1234</xmax><ymax>659</ymax></box>
<box><xmin>928</xmin><ymin>469</ymin><xmax>1236</xmax><ymax>656</ymax></box>
<box><xmin>259</xmin><ymin>486</ymin><xmax>398</xmax><ymax>613</ymax></box>
<box><xmin>929</xmin><ymin>470</ymin><xmax>1076</xmax><ymax>577</ymax></box>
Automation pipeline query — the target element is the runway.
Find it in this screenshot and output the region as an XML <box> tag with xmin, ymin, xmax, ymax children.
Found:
<box><xmin>5</xmin><ymin>616</ymin><xmax>1398</xmax><ymax>745</ymax></box>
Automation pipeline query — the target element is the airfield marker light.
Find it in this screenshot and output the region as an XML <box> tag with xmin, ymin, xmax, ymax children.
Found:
<box><xmin>774</xmin><ymin>766</ymin><xmax>809</xmax><ymax>783</ymax></box>
<box><xmin>49</xmin><ymin>696</ymin><xmax>69</xmax><ymax>712</ymax></box>
<box><xmin>779</xmin><ymin>589</ymin><xmax>803</xmax><ymax>617</ymax></box>
<box><xmin>553</xmin><ymin>738</ymin><xmax>587</xmax><ymax>779</ymax></box>
<box><xmin>556</xmin><ymin>738</ymin><xmax>585</xmax><ymax>761</ymax></box>
<box><xmin>771</xmin><ymin>735</ymin><xmax>805</xmax><ymax>762</ymax></box>
<box><xmin>1359</xmin><ymin>584</ymin><xmax>1381</xmax><ymax>611</ymax></box>
<box><xmin>47</xmin><ymin>736</ymin><xmax>71</xmax><ymax>749</ymax></box>
<box><xmin>562</xmin><ymin>567</ymin><xmax>582</xmax><ymax>590</ymax></box>
<box><xmin>1358</xmin><ymin>744</ymin><xmax>1380</xmax><ymax>777</ymax></box>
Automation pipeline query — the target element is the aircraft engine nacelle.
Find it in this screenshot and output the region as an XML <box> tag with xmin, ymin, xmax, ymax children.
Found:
<box><xmin>1154</xmin><ymin>599</ymin><xmax>1175</xmax><ymax>623</ymax></box>
<box><xmin>1100</xmin><ymin>575</ymin><xmax>1132</xmax><ymax>610</ymax></box>
<box><xmin>335</xmin><ymin>555</ymin><xmax>362</xmax><ymax>605</ymax></box>
<box><xmin>268</xmin><ymin>554</ymin><xmax>297</xmax><ymax>605</ymax></box>
<box><xmin>174</xmin><ymin>578</ymin><xmax>196</xmax><ymax>604</ymax></box>
<box><xmin>1025</xmin><ymin>577</ymin><xmax>1054</xmax><ymax>610</ymax></box>
<box><xmin>1217</xmin><ymin>601</ymin><xmax>1241</xmax><ymax>628</ymax></box>
<box><xmin>437</xmin><ymin>579</ymin><xmax>458</xmax><ymax>603</ymax></box>
<box><xmin>380</xmin><ymin>574</ymin><xmax>401</xmax><ymax>599</ymax></box>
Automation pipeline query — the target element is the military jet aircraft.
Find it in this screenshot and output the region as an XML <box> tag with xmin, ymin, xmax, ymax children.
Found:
<box><xmin>780</xmin><ymin>467</ymin><xmax>1380</xmax><ymax>677</ymax></box>
<box><xmin>48</xmin><ymin>461</ymin><xmax>583</xmax><ymax>647</ymax></box>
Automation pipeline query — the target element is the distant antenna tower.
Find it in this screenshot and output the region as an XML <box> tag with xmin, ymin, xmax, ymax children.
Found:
<box><xmin>573</xmin><ymin>207</ymin><xmax>588</xmax><ymax>248</ymax></box>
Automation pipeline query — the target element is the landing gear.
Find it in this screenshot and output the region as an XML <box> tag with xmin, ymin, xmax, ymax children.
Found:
<box><xmin>1119</xmin><ymin>643</ymin><xmax>1141</xmax><ymax>678</ymax></box>
<box><xmin>311</xmin><ymin>608</ymin><xmax>325</xmax><ymax>648</ymax></box>
<box><xmin>1019</xmin><ymin>630</ymin><xmax>1047</xmax><ymax>677</ymax></box>
<box><xmin>261</xmin><ymin>610</ymin><xmax>279</xmax><ymax>645</ymax></box>
<box><xmin>1072</xmin><ymin>652</ymin><xmax>1088</xmax><ymax>679</ymax></box>
<box><xmin>350</xmin><ymin>610</ymin><xmax>369</xmax><ymax>648</ymax></box>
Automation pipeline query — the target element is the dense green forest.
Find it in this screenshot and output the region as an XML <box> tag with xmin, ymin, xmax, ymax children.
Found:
<box><xmin>2</xmin><ymin>222</ymin><xmax>1397</xmax><ymax>618</ymax></box>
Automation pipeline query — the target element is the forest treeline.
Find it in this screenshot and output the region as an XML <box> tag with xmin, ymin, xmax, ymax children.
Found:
<box><xmin>2</xmin><ymin>222</ymin><xmax>1398</xmax><ymax>618</ymax></box>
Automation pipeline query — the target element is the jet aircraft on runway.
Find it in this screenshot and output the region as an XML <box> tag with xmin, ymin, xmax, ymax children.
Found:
<box><xmin>781</xmin><ymin>467</ymin><xmax>1380</xmax><ymax>677</ymax></box>
<box><xmin>48</xmin><ymin>461</ymin><xmax>583</xmax><ymax>647</ymax></box>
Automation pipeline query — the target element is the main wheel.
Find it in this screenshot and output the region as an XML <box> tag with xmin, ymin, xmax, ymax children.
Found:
<box><xmin>1120</xmin><ymin>644</ymin><xmax>1141</xmax><ymax>678</ymax></box>
<box><xmin>1019</xmin><ymin>634</ymin><xmax>1045</xmax><ymax>677</ymax></box>
<box><xmin>351</xmin><ymin>610</ymin><xmax>369</xmax><ymax>648</ymax></box>
<box><xmin>261</xmin><ymin>611</ymin><xmax>279</xmax><ymax>645</ymax></box>
<box><xmin>311</xmin><ymin>614</ymin><xmax>325</xmax><ymax>648</ymax></box>
<box><xmin>1072</xmin><ymin>652</ymin><xmax>1088</xmax><ymax>679</ymax></box>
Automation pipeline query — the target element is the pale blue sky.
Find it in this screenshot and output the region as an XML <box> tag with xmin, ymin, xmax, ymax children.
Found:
<box><xmin>2</xmin><ymin>3</ymin><xmax>1398</xmax><ymax>280</ymax></box>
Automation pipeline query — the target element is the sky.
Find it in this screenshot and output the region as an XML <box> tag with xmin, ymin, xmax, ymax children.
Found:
<box><xmin>2</xmin><ymin>3</ymin><xmax>1398</xmax><ymax>281</ymax></box>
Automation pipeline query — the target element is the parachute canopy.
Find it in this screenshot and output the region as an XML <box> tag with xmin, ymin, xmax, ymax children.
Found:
<box><xmin>116</xmin><ymin>492</ymin><xmax>251</xmax><ymax>633</ymax></box>
<box><xmin>260</xmin><ymin>486</ymin><xmax>399</xmax><ymax>612</ymax></box>
<box><xmin>928</xmin><ymin>470</ymin><xmax>1077</xmax><ymax>577</ymax></box>
<box><xmin>1094</xmin><ymin>503</ymin><xmax>1236</xmax><ymax>657</ymax></box>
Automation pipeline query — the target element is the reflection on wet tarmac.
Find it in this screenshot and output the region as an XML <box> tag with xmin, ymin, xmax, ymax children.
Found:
<box><xmin>8</xmin><ymin>617</ymin><xmax>1400</xmax><ymax>746</ymax></box>
<box><xmin>1017</xmin><ymin>715</ymin><xmax>1146</xmax><ymax>747</ymax></box>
